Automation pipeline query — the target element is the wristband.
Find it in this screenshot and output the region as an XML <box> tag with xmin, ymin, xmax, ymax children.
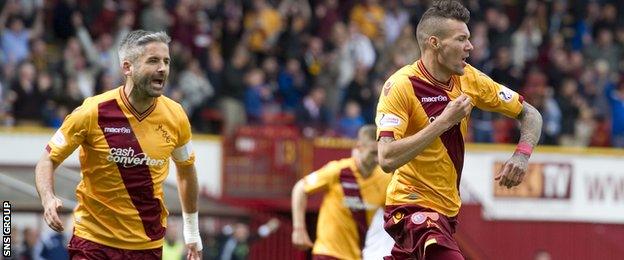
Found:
<box><xmin>182</xmin><ymin>212</ymin><xmax>203</xmax><ymax>251</ymax></box>
<box><xmin>515</xmin><ymin>142</ymin><xmax>533</xmax><ymax>157</ymax></box>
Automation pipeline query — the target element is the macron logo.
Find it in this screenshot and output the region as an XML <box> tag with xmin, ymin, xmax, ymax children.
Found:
<box><xmin>104</xmin><ymin>127</ymin><xmax>132</xmax><ymax>134</ymax></box>
<box><xmin>421</xmin><ymin>95</ymin><xmax>448</xmax><ymax>103</ymax></box>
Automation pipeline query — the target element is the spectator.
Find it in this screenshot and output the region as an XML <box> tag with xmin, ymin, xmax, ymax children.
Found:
<box><xmin>511</xmin><ymin>17</ymin><xmax>543</xmax><ymax>70</ymax></box>
<box><xmin>336</xmin><ymin>100</ymin><xmax>365</xmax><ymax>138</ymax></box>
<box><xmin>277</xmin><ymin>58</ymin><xmax>306</xmax><ymax>112</ymax></box>
<box><xmin>243</xmin><ymin>68</ymin><xmax>274</xmax><ymax>123</ymax></box>
<box><xmin>584</xmin><ymin>29</ymin><xmax>622</xmax><ymax>74</ymax></box>
<box><xmin>383</xmin><ymin>0</ymin><xmax>409</xmax><ymax>44</ymax></box>
<box><xmin>218</xmin><ymin>219</ymin><xmax>280</xmax><ymax>260</ymax></box>
<box><xmin>219</xmin><ymin>46</ymin><xmax>249</xmax><ymax>136</ymax></box>
<box><xmin>33</xmin><ymin>223</ymin><xmax>70</xmax><ymax>260</ymax></box>
<box><xmin>19</xmin><ymin>227</ymin><xmax>39</xmax><ymax>260</ymax></box>
<box><xmin>72</xmin><ymin>11</ymin><xmax>132</xmax><ymax>81</ymax></box>
<box><xmin>313</xmin><ymin>0</ymin><xmax>340</xmax><ymax>41</ymax></box>
<box><xmin>347</xmin><ymin>23</ymin><xmax>376</xmax><ymax>71</ymax></box>
<box><xmin>557</xmin><ymin>78</ymin><xmax>582</xmax><ymax>146</ymax></box>
<box><xmin>344</xmin><ymin>67</ymin><xmax>376</xmax><ymax>123</ymax></box>
<box><xmin>349</xmin><ymin>0</ymin><xmax>385</xmax><ymax>41</ymax></box>
<box><xmin>606</xmin><ymin>76</ymin><xmax>624</xmax><ymax>147</ymax></box>
<box><xmin>140</xmin><ymin>0</ymin><xmax>173</xmax><ymax>33</ymax></box>
<box><xmin>323</xmin><ymin>22</ymin><xmax>355</xmax><ymax>117</ymax></box>
<box><xmin>162</xmin><ymin>221</ymin><xmax>185</xmax><ymax>260</ymax></box>
<box><xmin>8</xmin><ymin>62</ymin><xmax>45</xmax><ymax>126</ymax></box>
<box><xmin>296</xmin><ymin>86</ymin><xmax>331</xmax><ymax>138</ymax></box>
<box><xmin>0</xmin><ymin>2</ymin><xmax>43</xmax><ymax>65</ymax></box>
<box><xmin>177</xmin><ymin>58</ymin><xmax>215</xmax><ymax>119</ymax></box>
<box><xmin>243</xmin><ymin>0</ymin><xmax>283</xmax><ymax>55</ymax></box>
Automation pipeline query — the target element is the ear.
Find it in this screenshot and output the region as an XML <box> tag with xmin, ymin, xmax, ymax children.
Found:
<box><xmin>429</xmin><ymin>36</ymin><xmax>440</xmax><ymax>50</ymax></box>
<box><xmin>122</xmin><ymin>60</ymin><xmax>132</xmax><ymax>77</ymax></box>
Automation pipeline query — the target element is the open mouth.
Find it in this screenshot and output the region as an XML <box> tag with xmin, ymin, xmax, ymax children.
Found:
<box><xmin>152</xmin><ymin>79</ymin><xmax>164</xmax><ymax>85</ymax></box>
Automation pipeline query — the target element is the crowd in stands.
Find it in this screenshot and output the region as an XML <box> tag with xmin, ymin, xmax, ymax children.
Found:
<box><xmin>10</xmin><ymin>216</ymin><xmax>279</xmax><ymax>260</ymax></box>
<box><xmin>1</xmin><ymin>0</ymin><xmax>623</xmax><ymax>147</ymax></box>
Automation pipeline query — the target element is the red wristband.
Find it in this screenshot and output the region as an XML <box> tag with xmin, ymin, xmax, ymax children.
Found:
<box><xmin>515</xmin><ymin>142</ymin><xmax>533</xmax><ymax>157</ymax></box>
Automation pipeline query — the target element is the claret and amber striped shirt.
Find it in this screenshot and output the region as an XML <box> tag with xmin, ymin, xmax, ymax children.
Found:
<box><xmin>46</xmin><ymin>87</ymin><xmax>195</xmax><ymax>250</ymax></box>
<box><xmin>376</xmin><ymin>60</ymin><xmax>524</xmax><ymax>217</ymax></box>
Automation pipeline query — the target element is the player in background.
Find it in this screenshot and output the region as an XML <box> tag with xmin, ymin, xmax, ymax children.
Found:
<box><xmin>291</xmin><ymin>125</ymin><xmax>391</xmax><ymax>259</ymax></box>
<box><xmin>35</xmin><ymin>30</ymin><xmax>202</xmax><ymax>259</ymax></box>
<box><xmin>375</xmin><ymin>1</ymin><xmax>543</xmax><ymax>259</ymax></box>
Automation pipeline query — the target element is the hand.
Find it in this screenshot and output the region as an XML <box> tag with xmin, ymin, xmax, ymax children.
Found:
<box><xmin>292</xmin><ymin>227</ymin><xmax>313</xmax><ymax>250</ymax></box>
<box><xmin>494</xmin><ymin>153</ymin><xmax>529</xmax><ymax>189</ymax></box>
<box><xmin>436</xmin><ymin>94</ymin><xmax>473</xmax><ymax>129</ymax></box>
<box><xmin>186</xmin><ymin>242</ymin><xmax>202</xmax><ymax>260</ymax></box>
<box><xmin>42</xmin><ymin>196</ymin><xmax>64</xmax><ymax>232</ymax></box>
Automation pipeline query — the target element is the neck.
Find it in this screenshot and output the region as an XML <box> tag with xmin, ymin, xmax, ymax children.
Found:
<box><xmin>124</xmin><ymin>81</ymin><xmax>155</xmax><ymax>113</ymax></box>
<box><xmin>355</xmin><ymin>156</ymin><xmax>373</xmax><ymax>179</ymax></box>
<box><xmin>421</xmin><ymin>52</ymin><xmax>452</xmax><ymax>83</ymax></box>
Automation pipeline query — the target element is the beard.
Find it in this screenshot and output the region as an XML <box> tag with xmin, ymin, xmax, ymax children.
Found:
<box><xmin>131</xmin><ymin>71</ymin><xmax>166</xmax><ymax>98</ymax></box>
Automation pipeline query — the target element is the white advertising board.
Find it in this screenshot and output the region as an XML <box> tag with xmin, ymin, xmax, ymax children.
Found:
<box><xmin>462</xmin><ymin>147</ymin><xmax>624</xmax><ymax>224</ymax></box>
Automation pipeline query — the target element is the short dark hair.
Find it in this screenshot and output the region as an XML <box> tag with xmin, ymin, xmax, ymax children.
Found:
<box><xmin>357</xmin><ymin>125</ymin><xmax>377</xmax><ymax>142</ymax></box>
<box><xmin>416</xmin><ymin>0</ymin><xmax>470</xmax><ymax>51</ymax></box>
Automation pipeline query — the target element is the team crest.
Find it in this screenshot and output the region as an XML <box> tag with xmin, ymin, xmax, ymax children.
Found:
<box><xmin>383</xmin><ymin>81</ymin><xmax>394</xmax><ymax>96</ymax></box>
<box><xmin>393</xmin><ymin>211</ymin><xmax>405</xmax><ymax>223</ymax></box>
<box><xmin>411</xmin><ymin>213</ymin><xmax>427</xmax><ymax>225</ymax></box>
<box><xmin>411</xmin><ymin>212</ymin><xmax>439</xmax><ymax>225</ymax></box>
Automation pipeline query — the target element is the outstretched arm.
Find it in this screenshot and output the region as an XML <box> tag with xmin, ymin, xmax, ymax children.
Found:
<box><xmin>495</xmin><ymin>102</ymin><xmax>543</xmax><ymax>188</ymax></box>
<box><xmin>291</xmin><ymin>179</ymin><xmax>313</xmax><ymax>250</ymax></box>
<box><xmin>35</xmin><ymin>151</ymin><xmax>64</xmax><ymax>232</ymax></box>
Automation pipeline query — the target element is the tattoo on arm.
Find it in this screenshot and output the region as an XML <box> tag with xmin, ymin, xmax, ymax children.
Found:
<box><xmin>517</xmin><ymin>102</ymin><xmax>543</xmax><ymax>147</ymax></box>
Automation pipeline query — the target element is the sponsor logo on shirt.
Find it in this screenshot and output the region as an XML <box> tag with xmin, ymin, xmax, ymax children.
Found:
<box><xmin>383</xmin><ymin>81</ymin><xmax>394</xmax><ymax>96</ymax></box>
<box><xmin>379</xmin><ymin>114</ymin><xmax>401</xmax><ymax>127</ymax></box>
<box><xmin>103</xmin><ymin>127</ymin><xmax>132</xmax><ymax>134</ymax></box>
<box><xmin>498</xmin><ymin>86</ymin><xmax>515</xmax><ymax>103</ymax></box>
<box><xmin>411</xmin><ymin>212</ymin><xmax>439</xmax><ymax>225</ymax></box>
<box><xmin>51</xmin><ymin>130</ymin><xmax>66</xmax><ymax>146</ymax></box>
<box><xmin>420</xmin><ymin>95</ymin><xmax>448</xmax><ymax>103</ymax></box>
<box><xmin>343</xmin><ymin>196</ymin><xmax>375</xmax><ymax>210</ymax></box>
<box><xmin>107</xmin><ymin>147</ymin><xmax>165</xmax><ymax>168</ymax></box>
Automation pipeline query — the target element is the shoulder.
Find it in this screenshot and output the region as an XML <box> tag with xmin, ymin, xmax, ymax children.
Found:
<box><xmin>459</xmin><ymin>64</ymin><xmax>491</xmax><ymax>83</ymax></box>
<box><xmin>159</xmin><ymin>95</ymin><xmax>188</xmax><ymax>117</ymax></box>
<box><xmin>321</xmin><ymin>158</ymin><xmax>352</xmax><ymax>173</ymax></box>
<box><xmin>382</xmin><ymin>67</ymin><xmax>416</xmax><ymax>96</ymax></box>
<box><xmin>75</xmin><ymin>89</ymin><xmax>119</xmax><ymax>115</ymax></box>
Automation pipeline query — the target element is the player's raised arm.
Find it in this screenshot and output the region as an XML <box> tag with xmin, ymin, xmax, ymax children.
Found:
<box><xmin>495</xmin><ymin>102</ymin><xmax>542</xmax><ymax>188</ymax></box>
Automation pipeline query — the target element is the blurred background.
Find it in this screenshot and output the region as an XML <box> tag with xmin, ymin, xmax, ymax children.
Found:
<box><xmin>0</xmin><ymin>0</ymin><xmax>623</xmax><ymax>259</ymax></box>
